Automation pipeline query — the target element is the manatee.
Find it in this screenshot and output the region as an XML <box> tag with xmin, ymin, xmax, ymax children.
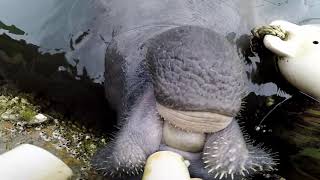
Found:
<box><xmin>91</xmin><ymin>0</ymin><xmax>276</xmax><ymax>179</ymax></box>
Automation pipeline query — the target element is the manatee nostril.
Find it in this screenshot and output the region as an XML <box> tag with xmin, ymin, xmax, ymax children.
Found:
<box><xmin>313</xmin><ymin>41</ymin><xmax>319</xmax><ymax>44</ymax></box>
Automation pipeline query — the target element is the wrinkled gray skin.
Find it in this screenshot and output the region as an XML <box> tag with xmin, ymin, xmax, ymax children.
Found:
<box><xmin>92</xmin><ymin>0</ymin><xmax>275</xmax><ymax>179</ymax></box>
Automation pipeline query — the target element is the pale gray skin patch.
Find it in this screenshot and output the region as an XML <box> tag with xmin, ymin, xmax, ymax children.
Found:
<box><xmin>92</xmin><ymin>25</ymin><xmax>276</xmax><ymax>180</ymax></box>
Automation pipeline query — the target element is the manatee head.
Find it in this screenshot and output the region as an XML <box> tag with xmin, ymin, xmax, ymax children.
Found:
<box><xmin>146</xmin><ymin>26</ymin><xmax>276</xmax><ymax>179</ymax></box>
<box><xmin>146</xmin><ymin>26</ymin><xmax>248</xmax><ymax>133</ymax></box>
<box><xmin>92</xmin><ymin>25</ymin><xmax>275</xmax><ymax>179</ymax></box>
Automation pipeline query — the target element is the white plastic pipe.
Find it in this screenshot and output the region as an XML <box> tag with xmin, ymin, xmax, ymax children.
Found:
<box><xmin>0</xmin><ymin>144</ymin><xmax>73</xmax><ymax>180</ymax></box>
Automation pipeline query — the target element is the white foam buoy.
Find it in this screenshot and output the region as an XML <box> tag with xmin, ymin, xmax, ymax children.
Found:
<box><xmin>263</xmin><ymin>20</ymin><xmax>320</xmax><ymax>100</ymax></box>
<box><xmin>142</xmin><ymin>151</ymin><xmax>201</xmax><ymax>180</ymax></box>
<box><xmin>0</xmin><ymin>144</ymin><xmax>73</xmax><ymax>180</ymax></box>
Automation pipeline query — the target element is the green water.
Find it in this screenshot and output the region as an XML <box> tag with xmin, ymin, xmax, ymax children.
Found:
<box><xmin>0</xmin><ymin>0</ymin><xmax>319</xmax><ymax>180</ymax></box>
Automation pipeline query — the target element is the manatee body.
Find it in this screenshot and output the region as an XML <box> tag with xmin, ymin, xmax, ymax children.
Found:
<box><xmin>92</xmin><ymin>0</ymin><xmax>275</xmax><ymax>179</ymax></box>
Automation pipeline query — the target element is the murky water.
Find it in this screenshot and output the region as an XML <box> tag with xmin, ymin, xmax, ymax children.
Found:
<box><xmin>0</xmin><ymin>0</ymin><xmax>319</xmax><ymax>179</ymax></box>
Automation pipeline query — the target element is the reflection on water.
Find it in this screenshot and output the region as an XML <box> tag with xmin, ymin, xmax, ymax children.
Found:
<box><xmin>0</xmin><ymin>0</ymin><xmax>319</xmax><ymax>179</ymax></box>
<box><xmin>0</xmin><ymin>0</ymin><xmax>320</xmax><ymax>82</ymax></box>
<box><xmin>0</xmin><ymin>0</ymin><xmax>105</xmax><ymax>82</ymax></box>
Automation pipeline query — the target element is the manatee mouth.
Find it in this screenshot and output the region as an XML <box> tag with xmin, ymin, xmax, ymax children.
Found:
<box><xmin>156</xmin><ymin>102</ymin><xmax>233</xmax><ymax>133</ymax></box>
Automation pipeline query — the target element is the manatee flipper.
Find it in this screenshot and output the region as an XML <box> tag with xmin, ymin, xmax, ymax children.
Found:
<box><xmin>198</xmin><ymin>120</ymin><xmax>275</xmax><ymax>179</ymax></box>
<box><xmin>92</xmin><ymin>88</ymin><xmax>163</xmax><ymax>178</ymax></box>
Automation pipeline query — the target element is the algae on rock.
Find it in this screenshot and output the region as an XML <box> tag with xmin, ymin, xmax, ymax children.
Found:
<box><xmin>0</xmin><ymin>84</ymin><xmax>108</xmax><ymax>179</ymax></box>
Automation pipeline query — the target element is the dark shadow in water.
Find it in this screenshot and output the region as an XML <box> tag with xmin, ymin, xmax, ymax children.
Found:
<box><xmin>0</xmin><ymin>33</ymin><xmax>117</xmax><ymax>134</ymax></box>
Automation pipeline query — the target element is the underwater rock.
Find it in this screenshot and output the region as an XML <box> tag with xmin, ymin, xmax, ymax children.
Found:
<box><xmin>0</xmin><ymin>84</ymin><xmax>109</xmax><ymax>179</ymax></box>
<box><xmin>33</xmin><ymin>113</ymin><xmax>48</xmax><ymax>123</ymax></box>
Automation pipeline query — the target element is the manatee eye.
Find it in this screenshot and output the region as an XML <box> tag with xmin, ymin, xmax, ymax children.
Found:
<box><xmin>313</xmin><ymin>41</ymin><xmax>319</xmax><ymax>44</ymax></box>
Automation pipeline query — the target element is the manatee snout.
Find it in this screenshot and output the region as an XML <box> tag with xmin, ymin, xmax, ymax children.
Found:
<box><xmin>147</xmin><ymin>26</ymin><xmax>275</xmax><ymax>179</ymax></box>
<box><xmin>146</xmin><ymin>26</ymin><xmax>246</xmax><ymax>135</ymax></box>
<box><xmin>147</xmin><ymin>26</ymin><xmax>247</xmax><ymax>115</ymax></box>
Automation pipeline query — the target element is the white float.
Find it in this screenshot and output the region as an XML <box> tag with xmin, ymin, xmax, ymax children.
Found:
<box><xmin>0</xmin><ymin>144</ymin><xmax>73</xmax><ymax>180</ymax></box>
<box><xmin>263</xmin><ymin>20</ymin><xmax>320</xmax><ymax>100</ymax></box>
<box><xmin>142</xmin><ymin>151</ymin><xmax>202</xmax><ymax>180</ymax></box>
